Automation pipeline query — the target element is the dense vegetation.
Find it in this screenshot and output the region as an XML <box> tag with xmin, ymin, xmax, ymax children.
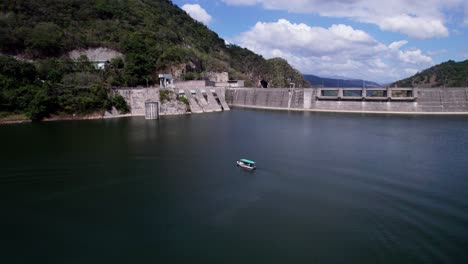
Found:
<box><xmin>0</xmin><ymin>55</ymin><xmax>129</xmax><ymax>120</ymax></box>
<box><xmin>0</xmin><ymin>0</ymin><xmax>309</xmax><ymax>120</ymax></box>
<box><xmin>392</xmin><ymin>60</ymin><xmax>468</xmax><ymax>88</ymax></box>
<box><xmin>265</xmin><ymin>58</ymin><xmax>310</xmax><ymax>88</ymax></box>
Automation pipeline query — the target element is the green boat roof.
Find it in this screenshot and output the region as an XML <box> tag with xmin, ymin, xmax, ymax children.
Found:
<box><xmin>240</xmin><ymin>159</ymin><xmax>256</xmax><ymax>164</ymax></box>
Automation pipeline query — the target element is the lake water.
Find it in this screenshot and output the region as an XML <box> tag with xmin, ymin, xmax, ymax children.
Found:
<box><xmin>1</xmin><ymin>109</ymin><xmax>468</xmax><ymax>263</ymax></box>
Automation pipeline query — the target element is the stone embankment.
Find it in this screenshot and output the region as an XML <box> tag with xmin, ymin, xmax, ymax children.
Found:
<box><xmin>226</xmin><ymin>88</ymin><xmax>468</xmax><ymax>114</ymax></box>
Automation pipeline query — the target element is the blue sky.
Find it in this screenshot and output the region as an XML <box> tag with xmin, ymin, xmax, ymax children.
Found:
<box><xmin>173</xmin><ymin>0</ymin><xmax>468</xmax><ymax>83</ymax></box>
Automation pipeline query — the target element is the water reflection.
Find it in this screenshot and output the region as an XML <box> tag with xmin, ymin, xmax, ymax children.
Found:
<box><xmin>1</xmin><ymin>110</ymin><xmax>468</xmax><ymax>263</ymax></box>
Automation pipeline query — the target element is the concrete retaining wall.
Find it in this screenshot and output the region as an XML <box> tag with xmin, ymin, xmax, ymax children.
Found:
<box><xmin>116</xmin><ymin>87</ymin><xmax>160</xmax><ymax>116</ymax></box>
<box><xmin>226</xmin><ymin>88</ymin><xmax>468</xmax><ymax>114</ymax></box>
<box><xmin>174</xmin><ymin>80</ymin><xmax>210</xmax><ymax>89</ymax></box>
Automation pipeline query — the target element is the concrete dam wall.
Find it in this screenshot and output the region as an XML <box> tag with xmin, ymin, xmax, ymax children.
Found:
<box><xmin>226</xmin><ymin>88</ymin><xmax>468</xmax><ymax>114</ymax></box>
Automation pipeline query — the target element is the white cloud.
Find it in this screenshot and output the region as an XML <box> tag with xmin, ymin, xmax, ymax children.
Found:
<box><xmin>235</xmin><ymin>19</ymin><xmax>434</xmax><ymax>82</ymax></box>
<box><xmin>224</xmin><ymin>0</ymin><xmax>467</xmax><ymax>38</ymax></box>
<box><xmin>388</xmin><ymin>40</ymin><xmax>408</xmax><ymax>50</ymax></box>
<box><xmin>378</xmin><ymin>15</ymin><xmax>448</xmax><ymax>38</ymax></box>
<box><xmin>398</xmin><ymin>49</ymin><xmax>433</xmax><ymax>64</ymax></box>
<box><xmin>238</xmin><ymin>19</ymin><xmax>384</xmax><ymax>58</ymax></box>
<box><xmin>182</xmin><ymin>4</ymin><xmax>212</xmax><ymax>25</ymax></box>
<box><xmin>388</xmin><ymin>41</ymin><xmax>433</xmax><ymax>64</ymax></box>
<box><xmin>427</xmin><ymin>49</ymin><xmax>447</xmax><ymax>56</ymax></box>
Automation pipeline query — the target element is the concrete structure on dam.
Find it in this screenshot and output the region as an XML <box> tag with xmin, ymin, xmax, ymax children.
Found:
<box><xmin>226</xmin><ymin>87</ymin><xmax>468</xmax><ymax>114</ymax></box>
<box><xmin>115</xmin><ymin>86</ymin><xmax>229</xmax><ymax>117</ymax></box>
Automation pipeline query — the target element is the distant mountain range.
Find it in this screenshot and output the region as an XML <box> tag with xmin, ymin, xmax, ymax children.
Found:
<box><xmin>391</xmin><ymin>60</ymin><xmax>468</xmax><ymax>88</ymax></box>
<box><xmin>303</xmin><ymin>74</ymin><xmax>382</xmax><ymax>88</ymax></box>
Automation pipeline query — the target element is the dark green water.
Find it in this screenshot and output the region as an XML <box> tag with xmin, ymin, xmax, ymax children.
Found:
<box><xmin>1</xmin><ymin>110</ymin><xmax>468</xmax><ymax>263</ymax></box>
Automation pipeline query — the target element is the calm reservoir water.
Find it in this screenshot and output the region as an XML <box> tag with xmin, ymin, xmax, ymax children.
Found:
<box><xmin>1</xmin><ymin>109</ymin><xmax>468</xmax><ymax>263</ymax></box>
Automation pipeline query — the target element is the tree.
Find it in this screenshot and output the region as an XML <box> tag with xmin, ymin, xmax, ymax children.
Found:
<box><xmin>27</xmin><ymin>85</ymin><xmax>50</xmax><ymax>120</ymax></box>
<box><xmin>25</xmin><ymin>22</ymin><xmax>63</xmax><ymax>57</ymax></box>
<box><xmin>112</xmin><ymin>94</ymin><xmax>129</xmax><ymax>113</ymax></box>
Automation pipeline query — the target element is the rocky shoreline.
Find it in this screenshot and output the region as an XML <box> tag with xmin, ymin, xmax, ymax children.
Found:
<box><xmin>0</xmin><ymin>113</ymin><xmax>105</xmax><ymax>125</ymax></box>
<box><xmin>0</xmin><ymin>109</ymin><xmax>192</xmax><ymax>125</ymax></box>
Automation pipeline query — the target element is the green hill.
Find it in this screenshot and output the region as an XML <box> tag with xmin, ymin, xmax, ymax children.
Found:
<box><xmin>392</xmin><ymin>60</ymin><xmax>468</xmax><ymax>88</ymax></box>
<box><xmin>0</xmin><ymin>0</ymin><xmax>308</xmax><ymax>87</ymax></box>
<box><xmin>0</xmin><ymin>0</ymin><xmax>309</xmax><ymax>120</ymax></box>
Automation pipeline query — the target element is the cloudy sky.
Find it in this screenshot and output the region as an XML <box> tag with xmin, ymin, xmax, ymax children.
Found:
<box><xmin>174</xmin><ymin>0</ymin><xmax>468</xmax><ymax>83</ymax></box>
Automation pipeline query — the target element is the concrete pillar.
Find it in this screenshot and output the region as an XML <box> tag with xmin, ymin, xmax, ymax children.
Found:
<box><xmin>338</xmin><ymin>88</ymin><xmax>343</xmax><ymax>99</ymax></box>
<box><xmin>287</xmin><ymin>89</ymin><xmax>293</xmax><ymax>108</ymax></box>
<box><xmin>387</xmin><ymin>87</ymin><xmax>392</xmax><ymax>100</ymax></box>
<box><xmin>303</xmin><ymin>89</ymin><xmax>312</xmax><ymax>109</ymax></box>
<box><xmin>362</xmin><ymin>87</ymin><xmax>367</xmax><ymax>99</ymax></box>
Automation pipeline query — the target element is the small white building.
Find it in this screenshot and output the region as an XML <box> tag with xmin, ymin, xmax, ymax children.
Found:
<box><xmin>214</xmin><ymin>80</ymin><xmax>245</xmax><ymax>87</ymax></box>
<box><xmin>159</xmin><ymin>74</ymin><xmax>175</xmax><ymax>88</ymax></box>
<box><xmin>227</xmin><ymin>80</ymin><xmax>245</xmax><ymax>87</ymax></box>
<box><xmin>92</xmin><ymin>60</ymin><xmax>110</xmax><ymax>70</ymax></box>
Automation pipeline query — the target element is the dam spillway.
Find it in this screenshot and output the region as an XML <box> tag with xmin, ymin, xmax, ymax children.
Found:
<box><xmin>226</xmin><ymin>87</ymin><xmax>468</xmax><ymax>114</ymax></box>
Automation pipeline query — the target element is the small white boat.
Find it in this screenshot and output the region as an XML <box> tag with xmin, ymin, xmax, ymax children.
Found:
<box><xmin>237</xmin><ymin>159</ymin><xmax>256</xmax><ymax>170</ymax></box>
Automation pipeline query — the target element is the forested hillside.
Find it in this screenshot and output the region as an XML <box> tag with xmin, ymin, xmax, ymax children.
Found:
<box><xmin>0</xmin><ymin>0</ymin><xmax>309</xmax><ymax>120</ymax></box>
<box><xmin>392</xmin><ymin>60</ymin><xmax>468</xmax><ymax>88</ymax></box>
<box><xmin>0</xmin><ymin>0</ymin><xmax>308</xmax><ymax>87</ymax></box>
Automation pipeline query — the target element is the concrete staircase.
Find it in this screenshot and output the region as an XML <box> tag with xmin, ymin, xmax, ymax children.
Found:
<box><xmin>194</xmin><ymin>90</ymin><xmax>214</xmax><ymax>112</ymax></box>
<box><xmin>184</xmin><ymin>89</ymin><xmax>203</xmax><ymax>113</ymax></box>
<box><xmin>205</xmin><ymin>89</ymin><xmax>222</xmax><ymax>112</ymax></box>
<box><xmin>215</xmin><ymin>88</ymin><xmax>230</xmax><ymax>111</ymax></box>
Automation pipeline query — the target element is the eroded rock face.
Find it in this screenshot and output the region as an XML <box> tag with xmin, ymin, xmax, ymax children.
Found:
<box><xmin>203</xmin><ymin>72</ymin><xmax>228</xmax><ymax>83</ymax></box>
<box><xmin>104</xmin><ymin>106</ymin><xmax>120</xmax><ymax>117</ymax></box>
<box><xmin>159</xmin><ymin>89</ymin><xmax>189</xmax><ymax>115</ymax></box>
<box><xmin>68</xmin><ymin>47</ymin><xmax>123</xmax><ymax>61</ymax></box>
<box><xmin>160</xmin><ymin>101</ymin><xmax>188</xmax><ymax>115</ymax></box>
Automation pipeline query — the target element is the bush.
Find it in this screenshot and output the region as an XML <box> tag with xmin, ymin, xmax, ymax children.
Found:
<box><xmin>159</xmin><ymin>89</ymin><xmax>172</xmax><ymax>102</ymax></box>
<box><xmin>182</xmin><ymin>71</ymin><xmax>200</xmax><ymax>80</ymax></box>
<box><xmin>26</xmin><ymin>86</ymin><xmax>50</xmax><ymax>120</ymax></box>
<box><xmin>178</xmin><ymin>95</ymin><xmax>188</xmax><ymax>103</ymax></box>
<box><xmin>177</xmin><ymin>96</ymin><xmax>190</xmax><ymax>112</ymax></box>
<box><xmin>110</xmin><ymin>57</ymin><xmax>124</xmax><ymax>69</ymax></box>
<box><xmin>112</xmin><ymin>94</ymin><xmax>129</xmax><ymax>113</ymax></box>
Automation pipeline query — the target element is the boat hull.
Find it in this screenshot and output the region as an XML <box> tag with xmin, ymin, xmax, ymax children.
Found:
<box><xmin>236</xmin><ymin>161</ymin><xmax>256</xmax><ymax>170</ymax></box>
